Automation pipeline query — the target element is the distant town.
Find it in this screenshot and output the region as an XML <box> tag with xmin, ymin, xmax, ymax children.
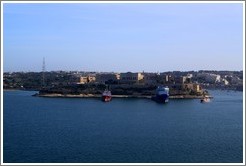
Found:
<box><xmin>3</xmin><ymin>70</ymin><xmax>243</xmax><ymax>98</ymax></box>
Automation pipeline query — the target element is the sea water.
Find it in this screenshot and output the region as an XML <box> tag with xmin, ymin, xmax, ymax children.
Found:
<box><xmin>3</xmin><ymin>90</ymin><xmax>243</xmax><ymax>163</ymax></box>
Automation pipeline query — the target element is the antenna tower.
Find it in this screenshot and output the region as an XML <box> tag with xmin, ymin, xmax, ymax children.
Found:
<box><xmin>42</xmin><ymin>57</ymin><xmax>46</xmax><ymax>88</ymax></box>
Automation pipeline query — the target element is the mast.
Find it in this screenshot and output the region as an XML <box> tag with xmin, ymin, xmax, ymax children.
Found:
<box><xmin>42</xmin><ymin>57</ymin><xmax>46</xmax><ymax>88</ymax></box>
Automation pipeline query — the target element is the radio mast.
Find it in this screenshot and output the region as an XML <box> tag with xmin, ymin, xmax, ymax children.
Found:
<box><xmin>42</xmin><ymin>57</ymin><xmax>46</xmax><ymax>88</ymax></box>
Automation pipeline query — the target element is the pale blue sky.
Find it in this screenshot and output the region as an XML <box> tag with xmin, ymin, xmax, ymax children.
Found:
<box><xmin>3</xmin><ymin>3</ymin><xmax>243</xmax><ymax>72</ymax></box>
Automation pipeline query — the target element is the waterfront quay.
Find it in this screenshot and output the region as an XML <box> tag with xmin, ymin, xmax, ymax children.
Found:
<box><xmin>34</xmin><ymin>93</ymin><xmax>213</xmax><ymax>99</ymax></box>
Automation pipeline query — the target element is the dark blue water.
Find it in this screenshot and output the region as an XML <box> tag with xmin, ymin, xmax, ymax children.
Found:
<box><xmin>3</xmin><ymin>90</ymin><xmax>243</xmax><ymax>163</ymax></box>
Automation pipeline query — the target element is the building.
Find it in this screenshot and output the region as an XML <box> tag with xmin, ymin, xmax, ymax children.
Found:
<box><xmin>193</xmin><ymin>83</ymin><xmax>201</xmax><ymax>92</ymax></box>
<box><xmin>142</xmin><ymin>73</ymin><xmax>158</xmax><ymax>85</ymax></box>
<box><xmin>96</xmin><ymin>73</ymin><xmax>120</xmax><ymax>84</ymax></box>
<box><xmin>197</xmin><ymin>73</ymin><xmax>221</xmax><ymax>83</ymax></box>
<box><xmin>79</xmin><ymin>77</ymin><xmax>88</xmax><ymax>84</ymax></box>
<box><xmin>225</xmin><ymin>75</ymin><xmax>241</xmax><ymax>84</ymax></box>
<box><xmin>182</xmin><ymin>83</ymin><xmax>201</xmax><ymax>93</ymax></box>
<box><xmin>222</xmin><ymin>78</ymin><xmax>229</xmax><ymax>85</ymax></box>
<box><xmin>79</xmin><ymin>75</ymin><xmax>96</xmax><ymax>84</ymax></box>
<box><xmin>187</xmin><ymin>73</ymin><xmax>193</xmax><ymax>78</ymax></box>
<box><xmin>159</xmin><ymin>74</ymin><xmax>174</xmax><ymax>84</ymax></box>
<box><xmin>120</xmin><ymin>72</ymin><xmax>144</xmax><ymax>84</ymax></box>
<box><xmin>175</xmin><ymin>76</ymin><xmax>188</xmax><ymax>84</ymax></box>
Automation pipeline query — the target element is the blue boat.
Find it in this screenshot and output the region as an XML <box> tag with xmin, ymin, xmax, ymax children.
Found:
<box><xmin>152</xmin><ymin>86</ymin><xmax>169</xmax><ymax>103</ymax></box>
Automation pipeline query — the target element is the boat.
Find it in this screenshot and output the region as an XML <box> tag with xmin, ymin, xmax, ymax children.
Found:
<box><xmin>152</xmin><ymin>86</ymin><xmax>169</xmax><ymax>103</ymax></box>
<box><xmin>200</xmin><ymin>96</ymin><xmax>210</xmax><ymax>103</ymax></box>
<box><xmin>102</xmin><ymin>90</ymin><xmax>112</xmax><ymax>102</ymax></box>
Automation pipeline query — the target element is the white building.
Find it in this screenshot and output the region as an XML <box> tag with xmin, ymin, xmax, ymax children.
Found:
<box><xmin>197</xmin><ymin>73</ymin><xmax>221</xmax><ymax>83</ymax></box>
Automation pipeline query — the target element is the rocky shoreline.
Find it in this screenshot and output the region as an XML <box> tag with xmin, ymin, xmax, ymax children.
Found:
<box><xmin>33</xmin><ymin>93</ymin><xmax>213</xmax><ymax>99</ymax></box>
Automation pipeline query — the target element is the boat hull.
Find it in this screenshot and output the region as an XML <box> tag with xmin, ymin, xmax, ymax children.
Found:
<box><xmin>200</xmin><ymin>98</ymin><xmax>210</xmax><ymax>103</ymax></box>
<box><xmin>102</xmin><ymin>95</ymin><xmax>112</xmax><ymax>102</ymax></box>
<box><xmin>152</xmin><ymin>94</ymin><xmax>169</xmax><ymax>103</ymax></box>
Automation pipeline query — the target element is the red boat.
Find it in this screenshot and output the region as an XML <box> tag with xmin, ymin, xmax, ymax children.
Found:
<box><xmin>102</xmin><ymin>90</ymin><xmax>112</xmax><ymax>102</ymax></box>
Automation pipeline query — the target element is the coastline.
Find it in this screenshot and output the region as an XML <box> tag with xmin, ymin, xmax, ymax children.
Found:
<box><xmin>33</xmin><ymin>93</ymin><xmax>213</xmax><ymax>99</ymax></box>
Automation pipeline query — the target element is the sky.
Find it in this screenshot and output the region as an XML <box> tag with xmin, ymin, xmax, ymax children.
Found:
<box><xmin>3</xmin><ymin>2</ymin><xmax>244</xmax><ymax>72</ymax></box>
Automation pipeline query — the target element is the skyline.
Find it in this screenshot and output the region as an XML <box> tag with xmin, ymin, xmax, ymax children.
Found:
<box><xmin>3</xmin><ymin>2</ymin><xmax>244</xmax><ymax>72</ymax></box>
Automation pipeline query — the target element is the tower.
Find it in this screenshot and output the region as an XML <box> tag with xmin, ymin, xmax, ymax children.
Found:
<box><xmin>42</xmin><ymin>57</ymin><xmax>46</xmax><ymax>88</ymax></box>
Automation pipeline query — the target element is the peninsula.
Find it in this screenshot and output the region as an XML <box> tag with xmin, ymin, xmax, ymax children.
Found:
<box><xmin>32</xmin><ymin>72</ymin><xmax>210</xmax><ymax>99</ymax></box>
<box><xmin>4</xmin><ymin>70</ymin><xmax>243</xmax><ymax>99</ymax></box>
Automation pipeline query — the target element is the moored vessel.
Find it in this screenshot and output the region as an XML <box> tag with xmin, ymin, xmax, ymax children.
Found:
<box><xmin>152</xmin><ymin>86</ymin><xmax>169</xmax><ymax>103</ymax></box>
<box><xmin>102</xmin><ymin>90</ymin><xmax>112</xmax><ymax>102</ymax></box>
<box><xmin>200</xmin><ymin>96</ymin><xmax>210</xmax><ymax>103</ymax></box>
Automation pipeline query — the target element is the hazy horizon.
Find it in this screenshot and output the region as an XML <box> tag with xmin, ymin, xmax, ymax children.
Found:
<box><xmin>3</xmin><ymin>2</ymin><xmax>244</xmax><ymax>72</ymax></box>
